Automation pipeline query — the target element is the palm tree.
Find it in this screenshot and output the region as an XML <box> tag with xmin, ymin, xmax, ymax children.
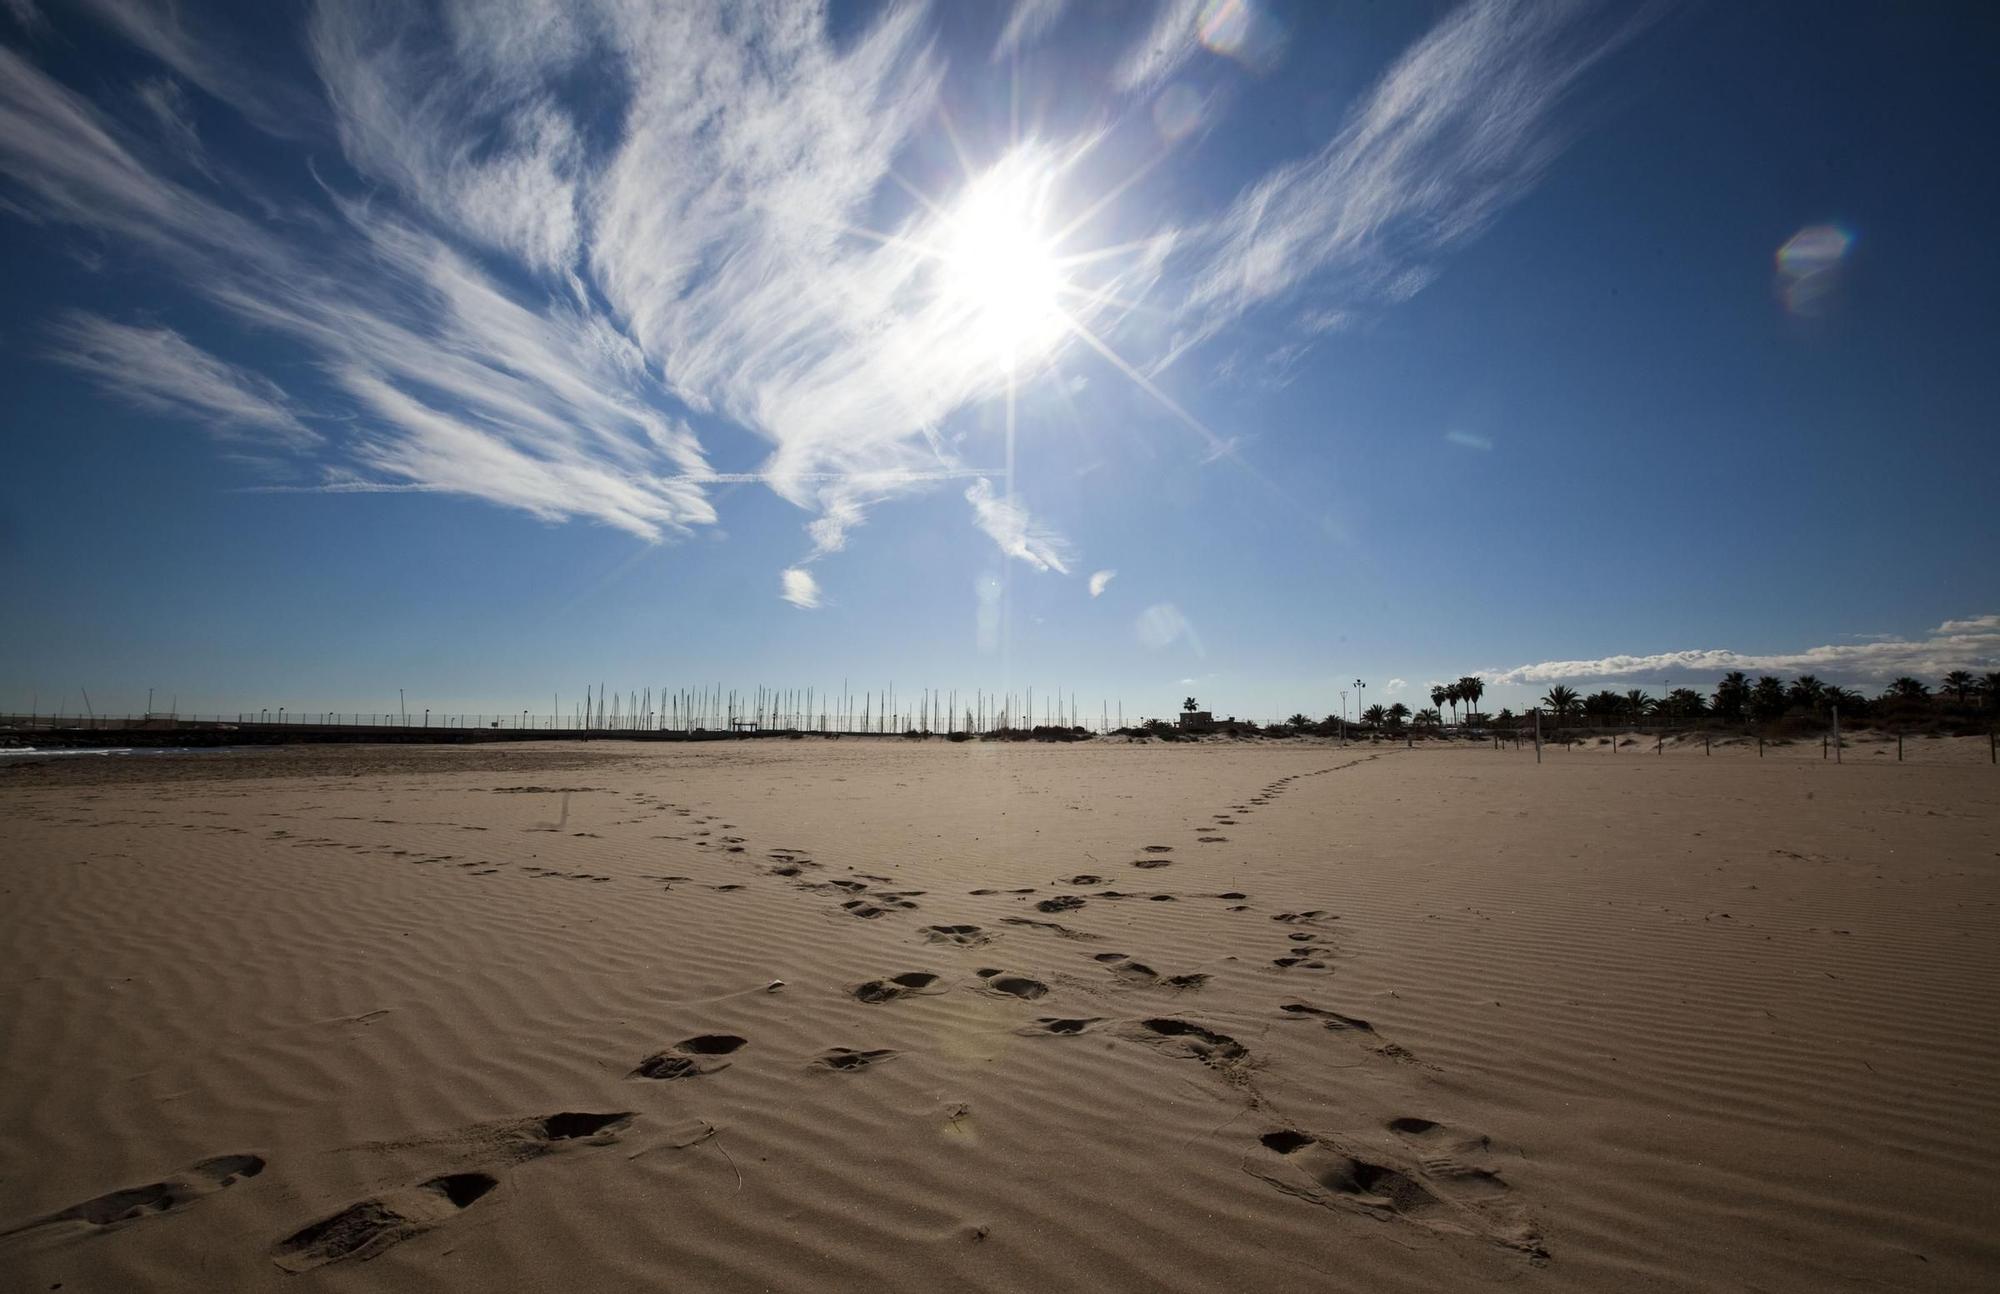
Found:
<box><xmin>1541</xmin><ymin>685</ymin><xmax>1581</xmax><ymax>722</ymax></box>
<box><xmin>1712</xmin><ymin>671</ymin><xmax>1750</xmax><ymax>720</ymax></box>
<box><xmin>1183</xmin><ymin>696</ymin><xmax>1199</xmax><ymax>713</ymax></box>
<box><xmin>1749</xmin><ymin>676</ymin><xmax>1788</xmax><ymax>721</ymax></box>
<box><xmin>1386</xmin><ymin>701</ymin><xmax>1410</xmax><ymax>730</ymax></box>
<box><xmin>1942</xmin><ymin>670</ymin><xmax>1976</xmax><ymax>705</ymax></box>
<box><xmin>1583</xmin><ymin>690</ymin><xmax>1623</xmax><ymax>720</ymax></box>
<box><xmin>1886</xmin><ymin>677</ymin><xmax>1930</xmax><ymax>702</ymax></box>
<box><xmin>1285</xmin><ymin>712</ymin><xmax>1312</xmax><ymax>730</ymax></box>
<box><xmin>1457</xmin><ymin>676</ymin><xmax>1485</xmax><ymax>724</ymax></box>
<box><xmin>1360</xmin><ymin>704</ymin><xmax>1387</xmax><ymax>728</ymax></box>
<box><xmin>1430</xmin><ymin>684</ymin><xmax>1450</xmax><ymax>726</ymax></box>
<box><xmin>1665</xmin><ymin>688</ymin><xmax>1707</xmax><ymax>718</ymax></box>
<box><xmin>1414</xmin><ymin>707</ymin><xmax>1442</xmax><ymax>728</ymax></box>
<box><xmin>1982</xmin><ymin>672</ymin><xmax>2000</xmax><ymax>711</ymax></box>
<box><xmin>1624</xmin><ymin>689</ymin><xmax>1652</xmax><ymax>723</ymax></box>
<box><xmin>1788</xmin><ymin>675</ymin><xmax>1826</xmax><ymax>714</ymax></box>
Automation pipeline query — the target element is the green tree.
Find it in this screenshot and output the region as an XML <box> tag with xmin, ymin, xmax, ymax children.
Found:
<box><xmin>1361</xmin><ymin>703</ymin><xmax>1387</xmax><ymax>727</ymax></box>
<box><xmin>1431</xmin><ymin>684</ymin><xmax>1451</xmax><ymax>725</ymax></box>
<box><xmin>1285</xmin><ymin>712</ymin><xmax>1312</xmax><ymax>730</ymax></box>
<box><xmin>1414</xmin><ymin>707</ymin><xmax>1442</xmax><ymax>728</ymax></box>
<box><xmin>1886</xmin><ymin>677</ymin><xmax>1930</xmax><ymax>702</ymax></box>
<box><xmin>1183</xmin><ymin>696</ymin><xmax>1199</xmax><ymax>713</ymax></box>
<box><xmin>1712</xmin><ymin>671</ymin><xmax>1750</xmax><ymax>720</ymax></box>
<box><xmin>1748</xmin><ymin>676</ymin><xmax>1788</xmax><ymax>721</ymax></box>
<box><xmin>1386</xmin><ymin>701</ymin><xmax>1411</xmax><ymax>730</ymax></box>
<box><xmin>1941</xmin><ymin>670</ymin><xmax>1976</xmax><ymax>704</ymax></box>
<box><xmin>1624</xmin><ymin>689</ymin><xmax>1653</xmax><ymax>723</ymax></box>
<box><xmin>1541</xmin><ymin>685</ymin><xmax>1581</xmax><ymax>721</ymax></box>
<box><xmin>1583</xmin><ymin>690</ymin><xmax>1623</xmax><ymax>719</ymax></box>
<box><xmin>1457</xmin><ymin>676</ymin><xmax>1485</xmax><ymax>723</ymax></box>
<box><xmin>1788</xmin><ymin>675</ymin><xmax>1826</xmax><ymax>714</ymax></box>
<box><xmin>1982</xmin><ymin>672</ymin><xmax>2000</xmax><ymax>710</ymax></box>
<box><xmin>1663</xmin><ymin>688</ymin><xmax>1707</xmax><ymax>718</ymax></box>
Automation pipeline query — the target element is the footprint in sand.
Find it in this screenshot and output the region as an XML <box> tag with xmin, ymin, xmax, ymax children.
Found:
<box><xmin>851</xmin><ymin>972</ymin><xmax>941</xmax><ymax>1004</ymax></box>
<box><xmin>272</xmin><ymin>1172</ymin><xmax>497</xmax><ymax>1271</ymax></box>
<box><xmin>631</xmin><ymin>1034</ymin><xmax>748</xmax><ymax>1080</ymax></box>
<box><xmin>1131</xmin><ymin>858</ymin><xmax>1172</xmax><ymax>869</ymax></box>
<box><xmin>1140</xmin><ymin>845</ymin><xmax>1174</xmax><ymax>854</ymax></box>
<box><xmin>1280</xmin><ymin>1002</ymin><xmax>1372</xmax><ymax>1031</ymax></box>
<box><xmin>1018</xmin><ymin>1017</ymin><xmax>1102</xmax><ymax>1036</ymax></box>
<box><xmin>999</xmin><ymin>916</ymin><xmax>1097</xmax><ymax>940</ymax></box>
<box><xmin>1248</xmin><ymin>1126</ymin><xmax>1542</xmax><ymax>1258</ymax></box>
<box><xmin>1127</xmin><ymin>1017</ymin><xmax>1247</xmax><ymax>1066</ymax></box>
<box><xmin>2</xmin><ymin>1154</ymin><xmax>265</xmax><ymax>1237</ymax></box>
<box><xmin>1035</xmin><ymin>895</ymin><xmax>1086</xmax><ymax>914</ymax></box>
<box><xmin>924</xmin><ymin>924</ymin><xmax>991</xmax><ymax>947</ymax></box>
<box><xmin>813</xmin><ymin>1047</ymin><xmax>898</xmax><ymax>1071</ymax></box>
<box><xmin>1066</xmin><ymin>874</ymin><xmax>1106</xmax><ymax>885</ymax></box>
<box><xmin>974</xmin><ymin>969</ymin><xmax>1049</xmax><ymax>999</ymax></box>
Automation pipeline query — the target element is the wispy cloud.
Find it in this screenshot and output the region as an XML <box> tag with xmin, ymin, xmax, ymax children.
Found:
<box><xmin>780</xmin><ymin>567</ymin><xmax>822</xmax><ymax>609</ymax></box>
<box><xmin>47</xmin><ymin>312</ymin><xmax>316</xmax><ymax>446</ymax></box>
<box><xmin>1114</xmin><ymin>0</ymin><xmax>1204</xmax><ymax>92</ymax></box>
<box><xmin>1173</xmin><ymin>0</ymin><xmax>1654</xmax><ymax>349</ymax></box>
<box><xmin>994</xmin><ymin>0</ymin><xmax>1068</xmax><ymax>59</ymax></box>
<box><xmin>965</xmin><ymin>478</ymin><xmax>1074</xmax><ymax>574</ymax></box>
<box><xmin>1136</xmin><ymin>601</ymin><xmax>1203</xmax><ymax>655</ymax></box>
<box><xmin>1385</xmin><ymin>678</ymin><xmax>1408</xmax><ymax>693</ymax></box>
<box><xmin>1089</xmin><ymin>568</ymin><xmax>1117</xmax><ymax>597</ymax></box>
<box><xmin>1487</xmin><ymin>617</ymin><xmax>2000</xmax><ymax>686</ymax></box>
<box><xmin>71</xmin><ymin>0</ymin><xmax>320</xmax><ymax>136</ymax></box>
<box><xmin>132</xmin><ymin>76</ymin><xmax>209</xmax><ymax>176</ymax></box>
<box><xmin>2</xmin><ymin>0</ymin><xmax>1652</xmax><ymax>600</ymax></box>
<box><xmin>1445</xmin><ymin>429</ymin><xmax>1493</xmax><ymax>451</ymax></box>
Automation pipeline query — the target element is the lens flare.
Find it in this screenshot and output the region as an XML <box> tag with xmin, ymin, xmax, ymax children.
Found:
<box><xmin>1197</xmin><ymin>0</ymin><xmax>1288</xmax><ymax>73</ymax></box>
<box><xmin>1775</xmin><ymin>223</ymin><xmax>1854</xmax><ymax>315</ymax></box>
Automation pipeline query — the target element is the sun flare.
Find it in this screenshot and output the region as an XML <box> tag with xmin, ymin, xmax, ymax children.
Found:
<box><xmin>936</xmin><ymin>161</ymin><xmax>1069</xmax><ymax>364</ymax></box>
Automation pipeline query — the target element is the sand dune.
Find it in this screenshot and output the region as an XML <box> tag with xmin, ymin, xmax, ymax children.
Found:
<box><xmin>2</xmin><ymin>740</ymin><xmax>1996</xmax><ymax>1291</ymax></box>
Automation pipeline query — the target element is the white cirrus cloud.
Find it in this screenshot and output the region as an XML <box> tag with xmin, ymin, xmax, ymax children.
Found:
<box><xmin>1136</xmin><ymin>601</ymin><xmax>1203</xmax><ymax>656</ymax></box>
<box><xmin>994</xmin><ymin>0</ymin><xmax>1068</xmax><ymax>59</ymax></box>
<box><xmin>1171</xmin><ymin>0</ymin><xmax>1655</xmax><ymax>352</ymax></box>
<box><xmin>2</xmin><ymin>0</ymin><xmax>1654</xmax><ymax>599</ymax></box>
<box><xmin>780</xmin><ymin>567</ymin><xmax>822</xmax><ymax>610</ymax></box>
<box><xmin>47</xmin><ymin>312</ymin><xmax>317</xmax><ymax>447</ymax></box>
<box><xmin>1485</xmin><ymin>617</ymin><xmax>2000</xmax><ymax>687</ymax></box>
<box><xmin>1114</xmin><ymin>0</ymin><xmax>1204</xmax><ymax>92</ymax></box>
<box><xmin>1384</xmin><ymin>678</ymin><xmax>1408</xmax><ymax>694</ymax></box>
<box><xmin>1089</xmin><ymin>568</ymin><xmax>1117</xmax><ymax>597</ymax></box>
<box><xmin>965</xmin><ymin>478</ymin><xmax>1074</xmax><ymax>575</ymax></box>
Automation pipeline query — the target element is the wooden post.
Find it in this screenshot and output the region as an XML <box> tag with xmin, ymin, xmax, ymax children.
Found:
<box><xmin>1832</xmin><ymin>706</ymin><xmax>1840</xmax><ymax>764</ymax></box>
<box><xmin>1758</xmin><ymin>734</ymin><xmax>1763</xmax><ymax>758</ymax></box>
<box><xmin>1534</xmin><ymin>710</ymin><xmax>1542</xmax><ymax>764</ymax></box>
<box><xmin>1897</xmin><ymin>732</ymin><xmax>1903</xmax><ymax>762</ymax></box>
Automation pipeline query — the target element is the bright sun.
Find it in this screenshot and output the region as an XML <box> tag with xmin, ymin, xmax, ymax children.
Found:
<box><xmin>937</xmin><ymin>161</ymin><xmax>1069</xmax><ymax>364</ymax></box>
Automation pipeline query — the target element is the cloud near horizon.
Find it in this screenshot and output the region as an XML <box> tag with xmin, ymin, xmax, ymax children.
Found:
<box><xmin>0</xmin><ymin>0</ymin><xmax>1650</xmax><ymax>602</ymax></box>
<box><xmin>1088</xmin><ymin>569</ymin><xmax>1117</xmax><ymax>597</ymax></box>
<box><xmin>1486</xmin><ymin>617</ymin><xmax>2000</xmax><ymax>687</ymax></box>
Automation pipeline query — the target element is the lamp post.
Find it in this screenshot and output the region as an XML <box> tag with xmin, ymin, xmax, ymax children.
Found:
<box><xmin>1354</xmin><ymin>680</ymin><xmax>1366</xmax><ymax>736</ymax></box>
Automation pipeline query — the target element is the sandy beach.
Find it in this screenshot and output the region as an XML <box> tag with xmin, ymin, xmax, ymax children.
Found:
<box><xmin>2</xmin><ymin>738</ymin><xmax>1996</xmax><ymax>1291</ymax></box>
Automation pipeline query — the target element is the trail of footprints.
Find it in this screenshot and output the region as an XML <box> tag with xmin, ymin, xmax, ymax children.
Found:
<box><xmin>20</xmin><ymin>757</ymin><xmax>1511</xmax><ymax>1267</ymax></box>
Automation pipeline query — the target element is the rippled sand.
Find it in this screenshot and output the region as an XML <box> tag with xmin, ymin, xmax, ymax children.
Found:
<box><xmin>3</xmin><ymin>739</ymin><xmax>1996</xmax><ymax>1291</ymax></box>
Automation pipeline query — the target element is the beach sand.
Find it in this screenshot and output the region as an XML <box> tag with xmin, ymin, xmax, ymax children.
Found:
<box><xmin>2</xmin><ymin>738</ymin><xmax>1996</xmax><ymax>1291</ymax></box>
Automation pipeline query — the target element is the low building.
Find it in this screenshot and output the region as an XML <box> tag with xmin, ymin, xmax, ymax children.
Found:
<box><xmin>1177</xmin><ymin>710</ymin><xmax>1215</xmax><ymax>733</ymax></box>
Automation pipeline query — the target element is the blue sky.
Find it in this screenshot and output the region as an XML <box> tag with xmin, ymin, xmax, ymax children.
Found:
<box><xmin>2</xmin><ymin>0</ymin><xmax>1996</xmax><ymax>722</ymax></box>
